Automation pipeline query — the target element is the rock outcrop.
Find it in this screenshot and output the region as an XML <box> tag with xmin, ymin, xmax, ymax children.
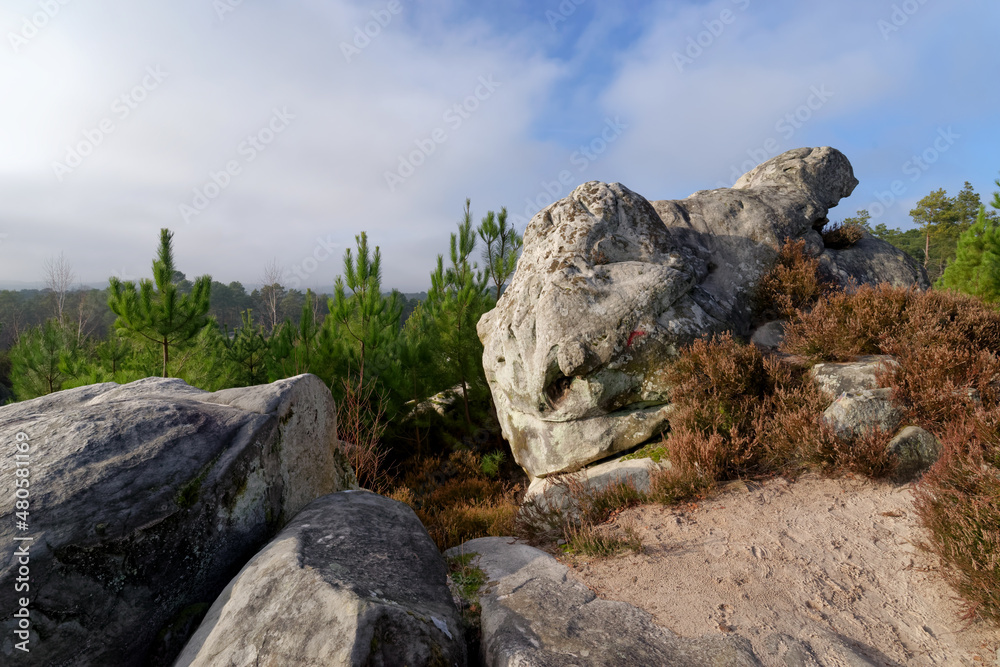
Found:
<box><xmin>808</xmin><ymin>357</ymin><xmax>941</xmax><ymax>478</ymax></box>
<box><xmin>479</xmin><ymin>147</ymin><xmax>929</xmax><ymax>478</ymax></box>
<box><xmin>176</xmin><ymin>490</ymin><xmax>466</xmax><ymax>667</ymax></box>
<box><xmin>0</xmin><ymin>374</ymin><xmax>355</xmax><ymax>666</ymax></box>
<box><xmin>446</xmin><ymin>537</ymin><xmax>761</xmax><ymax>666</ymax></box>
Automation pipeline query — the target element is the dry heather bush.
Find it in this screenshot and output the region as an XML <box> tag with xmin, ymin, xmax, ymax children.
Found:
<box><xmin>914</xmin><ymin>410</ymin><xmax>1000</xmax><ymax>624</ymax></box>
<box><xmin>781</xmin><ymin>283</ymin><xmax>911</xmax><ymax>361</ymax></box>
<box><xmin>337</xmin><ymin>376</ymin><xmax>391</xmax><ymax>494</ymax></box>
<box><xmin>821</xmin><ymin>425</ymin><xmax>898</xmax><ymax>479</ymax></box>
<box><xmin>784</xmin><ymin>286</ymin><xmax>1000</xmax><ymax>427</ymax></box>
<box><xmin>648</xmin><ymin>328</ymin><xmax>911</xmax><ymax>501</ymax></box>
<box><xmin>391</xmin><ymin>449</ymin><xmax>521</xmax><ymax>551</ymax></box>
<box><xmin>753</xmin><ymin>238</ymin><xmax>831</xmax><ymax>320</ymax></box>
<box><xmin>646</xmin><ymin>333</ymin><xmax>842</xmax><ymax>502</ymax></box>
<box><xmin>883</xmin><ymin>340</ymin><xmax>1000</xmax><ymax>428</ymax></box>
<box><xmin>821</xmin><ymin>221</ymin><xmax>865</xmax><ymax>249</ymax></box>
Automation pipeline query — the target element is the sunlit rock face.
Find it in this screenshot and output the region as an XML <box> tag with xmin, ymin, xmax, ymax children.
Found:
<box><xmin>479</xmin><ymin>147</ymin><xmax>926</xmax><ymax>479</ymax></box>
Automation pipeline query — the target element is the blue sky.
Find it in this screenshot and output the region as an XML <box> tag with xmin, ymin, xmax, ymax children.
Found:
<box><xmin>1</xmin><ymin>0</ymin><xmax>998</xmax><ymax>290</ymax></box>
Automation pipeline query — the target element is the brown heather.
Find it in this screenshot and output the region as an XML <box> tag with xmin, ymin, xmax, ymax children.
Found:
<box><xmin>390</xmin><ymin>450</ymin><xmax>520</xmax><ymax>551</ymax></box>
<box><xmin>914</xmin><ymin>410</ymin><xmax>1000</xmax><ymax>623</ymax></box>
<box><xmin>820</xmin><ymin>221</ymin><xmax>865</xmax><ymax>249</ymax></box>
<box><xmin>780</xmin><ymin>281</ymin><xmax>1000</xmax><ymax>623</ymax></box>
<box><xmin>753</xmin><ymin>239</ymin><xmax>831</xmax><ymax>320</ymax></box>
<box><xmin>780</xmin><ymin>283</ymin><xmax>911</xmax><ymax>362</ymax></box>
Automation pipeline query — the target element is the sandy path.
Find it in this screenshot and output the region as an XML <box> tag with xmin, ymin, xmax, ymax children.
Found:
<box><xmin>562</xmin><ymin>474</ymin><xmax>999</xmax><ymax>666</ymax></box>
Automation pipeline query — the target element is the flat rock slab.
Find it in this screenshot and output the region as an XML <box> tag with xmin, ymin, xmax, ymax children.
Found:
<box><xmin>809</xmin><ymin>355</ymin><xmax>898</xmax><ymax>400</ymax></box>
<box><xmin>522</xmin><ymin>456</ymin><xmax>668</xmax><ymax>526</ymax></box>
<box><xmin>0</xmin><ymin>374</ymin><xmax>355</xmax><ymax>666</ymax></box>
<box><xmin>446</xmin><ymin>537</ymin><xmax>760</xmax><ymax>666</ymax></box>
<box><xmin>177</xmin><ymin>490</ymin><xmax>465</xmax><ymax>666</ymax></box>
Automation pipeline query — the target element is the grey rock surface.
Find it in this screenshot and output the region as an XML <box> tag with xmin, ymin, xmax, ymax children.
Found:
<box><xmin>522</xmin><ymin>455</ymin><xmax>668</xmax><ymax>526</ymax></box>
<box><xmin>0</xmin><ymin>374</ymin><xmax>355</xmax><ymax>667</ymax></box>
<box><xmin>176</xmin><ymin>490</ymin><xmax>465</xmax><ymax>667</ymax></box>
<box><xmin>446</xmin><ymin>537</ymin><xmax>761</xmax><ymax>666</ymax></box>
<box><xmin>808</xmin><ymin>355</ymin><xmax>898</xmax><ymax>400</ymax></box>
<box><xmin>750</xmin><ymin>320</ymin><xmax>786</xmax><ymax>350</ymax></box>
<box><xmin>480</xmin><ymin>147</ymin><xmax>927</xmax><ymax>478</ymax></box>
<box><xmin>819</xmin><ymin>231</ymin><xmax>930</xmax><ymax>290</ymax></box>
<box><xmin>822</xmin><ymin>388</ymin><xmax>903</xmax><ymax>440</ymax></box>
<box><xmin>886</xmin><ymin>426</ymin><xmax>941</xmax><ymax>480</ymax></box>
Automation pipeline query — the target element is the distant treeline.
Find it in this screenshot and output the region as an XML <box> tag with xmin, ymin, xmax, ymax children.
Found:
<box><xmin>0</xmin><ymin>284</ymin><xmax>426</xmax><ymax>351</ymax></box>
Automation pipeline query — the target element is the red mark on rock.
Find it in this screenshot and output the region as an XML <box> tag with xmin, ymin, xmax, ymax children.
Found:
<box><xmin>626</xmin><ymin>330</ymin><xmax>645</xmax><ymax>347</ymax></box>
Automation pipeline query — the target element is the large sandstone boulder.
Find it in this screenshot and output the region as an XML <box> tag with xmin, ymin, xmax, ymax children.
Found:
<box><xmin>479</xmin><ymin>147</ymin><xmax>929</xmax><ymax>478</ymax></box>
<box><xmin>176</xmin><ymin>490</ymin><xmax>466</xmax><ymax>666</ymax></box>
<box><xmin>0</xmin><ymin>374</ymin><xmax>355</xmax><ymax>667</ymax></box>
<box><xmin>445</xmin><ymin>537</ymin><xmax>761</xmax><ymax>666</ymax></box>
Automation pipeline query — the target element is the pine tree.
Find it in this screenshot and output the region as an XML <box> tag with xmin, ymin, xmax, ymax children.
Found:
<box><xmin>321</xmin><ymin>233</ymin><xmax>402</xmax><ymax>398</ymax></box>
<box><xmin>95</xmin><ymin>331</ymin><xmax>133</xmax><ymax>380</ymax></box>
<box><xmin>268</xmin><ymin>290</ymin><xmax>321</xmax><ymax>380</ymax></box>
<box><xmin>909</xmin><ymin>188</ymin><xmax>959</xmax><ymax>274</ymax></box>
<box><xmin>9</xmin><ymin>318</ymin><xmax>79</xmax><ymax>399</ymax></box>
<box><xmin>954</xmin><ymin>181</ymin><xmax>984</xmax><ymax>227</ymax></box>
<box><xmin>427</xmin><ymin>199</ymin><xmax>491</xmax><ymax>428</ymax></box>
<box><xmin>477</xmin><ymin>206</ymin><xmax>522</xmax><ymax>299</ymax></box>
<box><xmin>396</xmin><ymin>302</ymin><xmax>439</xmax><ymax>456</ymax></box>
<box><xmin>938</xmin><ymin>205</ymin><xmax>1000</xmax><ymax>304</ymax></box>
<box><xmin>107</xmin><ymin>229</ymin><xmax>212</xmax><ymax>377</ymax></box>
<box><xmin>223</xmin><ymin>309</ymin><xmax>270</xmax><ymax>386</ymax></box>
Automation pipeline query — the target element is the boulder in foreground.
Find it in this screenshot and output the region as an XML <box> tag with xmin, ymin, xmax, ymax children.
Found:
<box><xmin>0</xmin><ymin>374</ymin><xmax>355</xmax><ymax>666</ymax></box>
<box><xmin>176</xmin><ymin>490</ymin><xmax>466</xmax><ymax>666</ymax></box>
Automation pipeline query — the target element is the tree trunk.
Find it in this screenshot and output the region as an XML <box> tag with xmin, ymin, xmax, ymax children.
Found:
<box><xmin>162</xmin><ymin>338</ymin><xmax>169</xmax><ymax>377</ymax></box>
<box><xmin>924</xmin><ymin>230</ymin><xmax>930</xmax><ymax>268</ymax></box>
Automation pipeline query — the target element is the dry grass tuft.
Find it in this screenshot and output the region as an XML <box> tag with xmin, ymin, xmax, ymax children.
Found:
<box><xmin>337</xmin><ymin>376</ymin><xmax>391</xmax><ymax>494</ymax></box>
<box><xmin>562</xmin><ymin>518</ymin><xmax>643</xmax><ymax>558</ymax></box>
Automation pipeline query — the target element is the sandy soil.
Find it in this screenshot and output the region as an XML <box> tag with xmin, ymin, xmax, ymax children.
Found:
<box><xmin>561</xmin><ymin>474</ymin><xmax>999</xmax><ymax>666</ymax></box>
